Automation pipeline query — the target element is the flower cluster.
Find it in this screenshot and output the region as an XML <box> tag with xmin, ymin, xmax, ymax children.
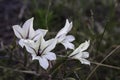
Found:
<box><xmin>12</xmin><ymin>17</ymin><xmax>90</xmax><ymax>70</ymax></box>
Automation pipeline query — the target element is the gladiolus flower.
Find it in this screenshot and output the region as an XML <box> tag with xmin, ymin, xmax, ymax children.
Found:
<box><xmin>12</xmin><ymin>17</ymin><xmax>48</xmax><ymax>47</ymax></box>
<box><xmin>23</xmin><ymin>36</ymin><xmax>57</xmax><ymax>69</ymax></box>
<box><xmin>55</xmin><ymin>19</ymin><xmax>75</xmax><ymax>50</ymax></box>
<box><xmin>69</xmin><ymin>40</ymin><xmax>90</xmax><ymax>65</ymax></box>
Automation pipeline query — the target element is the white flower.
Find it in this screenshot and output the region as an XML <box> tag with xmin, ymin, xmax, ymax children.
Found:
<box><xmin>69</xmin><ymin>40</ymin><xmax>90</xmax><ymax>65</ymax></box>
<box><xmin>55</xmin><ymin>19</ymin><xmax>75</xmax><ymax>50</ymax></box>
<box><xmin>23</xmin><ymin>36</ymin><xmax>57</xmax><ymax>70</ymax></box>
<box><xmin>12</xmin><ymin>17</ymin><xmax>48</xmax><ymax>47</ymax></box>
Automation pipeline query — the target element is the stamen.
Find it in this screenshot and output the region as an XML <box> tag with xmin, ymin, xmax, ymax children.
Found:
<box><xmin>37</xmin><ymin>50</ymin><xmax>42</xmax><ymax>56</ymax></box>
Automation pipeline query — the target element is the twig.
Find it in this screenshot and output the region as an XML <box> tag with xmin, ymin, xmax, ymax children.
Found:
<box><xmin>74</xmin><ymin>71</ymin><xmax>81</xmax><ymax>80</ymax></box>
<box><xmin>0</xmin><ymin>65</ymin><xmax>40</xmax><ymax>76</ymax></box>
<box><xmin>91</xmin><ymin>61</ymin><xmax>120</xmax><ymax>70</ymax></box>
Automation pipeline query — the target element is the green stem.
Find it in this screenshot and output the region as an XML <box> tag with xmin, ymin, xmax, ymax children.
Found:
<box><xmin>96</xmin><ymin>23</ymin><xmax>107</xmax><ymax>54</ymax></box>
<box><xmin>50</xmin><ymin>56</ymin><xmax>68</xmax><ymax>76</ymax></box>
<box><xmin>24</xmin><ymin>49</ymin><xmax>28</xmax><ymax>67</ymax></box>
<box><xmin>36</xmin><ymin>61</ymin><xmax>40</xmax><ymax>73</ymax></box>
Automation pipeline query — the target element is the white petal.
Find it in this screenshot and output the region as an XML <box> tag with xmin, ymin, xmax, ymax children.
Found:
<box><xmin>69</xmin><ymin>47</ymin><xmax>79</xmax><ymax>57</ymax></box>
<box><xmin>67</xmin><ymin>21</ymin><xmax>72</xmax><ymax>33</ymax></box>
<box><xmin>12</xmin><ymin>25</ymin><xmax>24</xmax><ymax>39</ymax></box>
<box><xmin>24</xmin><ymin>45</ymin><xmax>37</xmax><ymax>61</ymax></box>
<box><xmin>70</xmin><ymin>51</ymin><xmax>89</xmax><ymax>59</ymax></box>
<box><xmin>44</xmin><ymin>52</ymin><xmax>56</xmax><ymax>60</ymax></box>
<box><xmin>69</xmin><ymin>40</ymin><xmax>90</xmax><ymax>57</ymax></box>
<box><xmin>18</xmin><ymin>39</ymin><xmax>25</xmax><ymax>48</ymax></box>
<box><xmin>30</xmin><ymin>52</ymin><xmax>37</xmax><ymax>60</ymax></box>
<box><xmin>65</xmin><ymin>35</ymin><xmax>75</xmax><ymax>42</ymax></box>
<box><xmin>39</xmin><ymin>36</ymin><xmax>46</xmax><ymax>50</ymax></box>
<box><xmin>57</xmin><ymin>34</ymin><xmax>66</xmax><ymax>43</ymax></box>
<box><xmin>19</xmin><ymin>39</ymin><xmax>35</xmax><ymax>48</ymax></box>
<box><xmin>22</xmin><ymin>17</ymin><xmax>34</xmax><ymax>38</ymax></box>
<box><xmin>38</xmin><ymin>57</ymin><xmax>49</xmax><ymax>70</ymax></box>
<box><xmin>61</xmin><ymin>41</ymin><xmax>75</xmax><ymax>50</ymax></box>
<box><xmin>24</xmin><ymin>36</ymin><xmax>42</xmax><ymax>54</ymax></box>
<box><xmin>22</xmin><ymin>39</ymin><xmax>39</xmax><ymax>55</ymax></box>
<box><xmin>28</xmin><ymin>18</ymin><xmax>35</xmax><ymax>39</ymax></box>
<box><xmin>78</xmin><ymin>40</ymin><xmax>90</xmax><ymax>52</ymax></box>
<box><xmin>25</xmin><ymin>44</ymin><xmax>36</xmax><ymax>54</ymax></box>
<box><xmin>42</xmin><ymin>39</ymin><xmax>57</xmax><ymax>53</ymax></box>
<box><xmin>79</xmin><ymin>58</ymin><xmax>90</xmax><ymax>65</ymax></box>
<box><xmin>34</xmin><ymin>36</ymin><xmax>43</xmax><ymax>49</ymax></box>
<box><xmin>33</xmin><ymin>29</ymin><xmax>48</xmax><ymax>41</ymax></box>
<box><xmin>70</xmin><ymin>53</ymin><xmax>90</xmax><ymax>65</ymax></box>
<box><xmin>70</xmin><ymin>52</ymin><xmax>82</xmax><ymax>58</ymax></box>
<box><xmin>82</xmin><ymin>52</ymin><xmax>89</xmax><ymax>58</ymax></box>
<box><xmin>56</xmin><ymin>19</ymin><xmax>72</xmax><ymax>38</ymax></box>
<box><xmin>36</xmin><ymin>29</ymin><xmax>48</xmax><ymax>37</ymax></box>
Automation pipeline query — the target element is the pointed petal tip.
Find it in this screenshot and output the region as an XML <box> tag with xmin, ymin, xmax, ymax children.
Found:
<box><xmin>88</xmin><ymin>40</ymin><xmax>90</xmax><ymax>43</ymax></box>
<box><xmin>86</xmin><ymin>62</ymin><xmax>90</xmax><ymax>65</ymax></box>
<box><xmin>86</xmin><ymin>40</ymin><xmax>90</xmax><ymax>46</ymax></box>
<box><xmin>66</xmin><ymin>19</ymin><xmax>72</xmax><ymax>24</ymax></box>
<box><xmin>18</xmin><ymin>41</ymin><xmax>24</xmax><ymax>48</ymax></box>
<box><xmin>66</xmin><ymin>19</ymin><xmax>69</xmax><ymax>22</ymax></box>
<box><xmin>39</xmin><ymin>57</ymin><xmax>49</xmax><ymax>70</ymax></box>
<box><xmin>81</xmin><ymin>59</ymin><xmax>90</xmax><ymax>65</ymax></box>
<box><xmin>45</xmin><ymin>29</ymin><xmax>48</xmax><ymax>33</ymax></box>
<box><xmin>86</xmin><ymin>40</ymin><xmax>90</xmax><ymax>43</ymax></box>
<box><xmin>26</xmin><ymin>17</ymin><xmax>34</xmax><ymax>23</ymax></box>
<box><xmin>70</xmin><ymin>21</ymin><xmax>73</xmax><ymax>25</ymax></box>
<box><xmin>12</xmin><ymin>25</ymin><xmax>19</xmax><ymax>28</ymax></box>
<box><xmin>30</xmin><ymin>17</ymin><xmax>34</xmax><ymax>20</ymax></box>
<box><xmin>65</xmin><ymin>19</ymin><xmax>70</xmax><ymax>25</ymax></box>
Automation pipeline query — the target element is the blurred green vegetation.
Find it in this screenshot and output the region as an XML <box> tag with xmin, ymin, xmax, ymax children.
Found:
<box><xmin>0</xmin><ymin>0</ymin><xmax>120</xmax><ymax>80</ymax></box>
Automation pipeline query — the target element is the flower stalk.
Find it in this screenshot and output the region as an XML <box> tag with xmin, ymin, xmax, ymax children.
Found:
<box><xmin>24</xmin><ymin>48</ymin><xmax>28</xmax><ymax>67</ymax></box>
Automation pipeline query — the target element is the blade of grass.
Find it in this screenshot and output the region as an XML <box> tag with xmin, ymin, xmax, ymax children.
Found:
<box><xmin>50</xmin><ymin>56</ymin><xmax>68</xmax><ymax>76</ymax></box>
<box><xmin>96</xmin><ymin>3</ymin><xmax>115</xmax><ymax>55</ymax></box>
<box><xmin>49</xmin><ymin>52</ymin><xmax>70</xmax><ymax>76</ymax></box>
<box><xmin>45</xmin><ymin>0</ymin><xmax>52</xmax><ymax>30</ymax></box>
